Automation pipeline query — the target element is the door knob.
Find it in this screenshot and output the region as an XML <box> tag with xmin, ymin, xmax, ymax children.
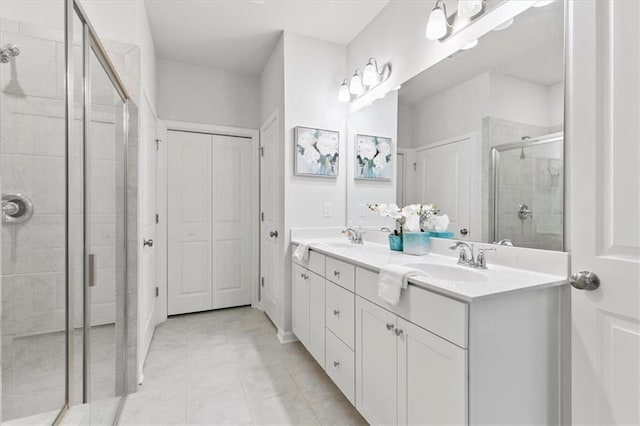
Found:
<box><xmin>269</xmin><ymin>230</ymin><xmax>278</xmax><ymax>238</ymax></box>
<box><xmin>570</xmin><ymin>271</ymin><xmax>600</xmax><ymax>291</ymax></box>
<box><xmin>143</xmin><ymin>238</ymin><xmax>154</xmax><ymax>247</ymax></box>
<box><xmin>460</xmin><ymin>228</ymin><xmax>468</xmax><ymax>235</ymax></box>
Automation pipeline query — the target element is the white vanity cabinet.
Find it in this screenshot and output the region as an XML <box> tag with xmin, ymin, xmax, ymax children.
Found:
<box><xmin>291</xmin><ymin>254</ymin><xmax>326</xmax><ymax>366</ymax></box>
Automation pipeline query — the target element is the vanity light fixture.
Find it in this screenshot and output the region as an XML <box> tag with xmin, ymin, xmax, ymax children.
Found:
<box><xmin>461</xmin><ymin>39</ymin><xmax>478</xmax><ymax>50</ymax></box>
<box><xmin>533</xmin><ymin>0</ymin><xmax>555</xmax><ymax>7</ymax></box>
<box><xmin>349</xmin><ymin>70</ymin><xmax>364</xmax><ymax>95</ymax></box>
<box><xmin>363</xmin><ymin>58</ymin><xmax>381</xmax><ymax>86</ymax></box>
<box><xmin>457</xmin><ymin>0</ymin><xmax>483</xmax><ymax>19</ymax></box>
<box><xmin>425</xmin><ymin>0</ymin><xmax>450</xmax><ymax>40</ymax></box>
<box><xmin>338</xmin><ymin>80</ymin><xmax>350</xmax><ymax>102</ymax></box>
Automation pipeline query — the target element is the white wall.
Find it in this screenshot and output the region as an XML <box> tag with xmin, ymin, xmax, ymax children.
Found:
<box><xmin>157</xmin><ymin>59</ymin><xmax>260</xmax><ymax>129</ymax></box>
<box><xmin>279</xmin><ymin>31</ymin><xmax>348</xmax><ymax>337</ymax></box>
<box><xmin>489</xmin><ymin>73</ymin><xmax>551</xmax><ymax>128</ymax></box>
<box><xmin>548</xmin><ymin>82</ymin><xmax>564</xmax><ymax>128</ymax></box>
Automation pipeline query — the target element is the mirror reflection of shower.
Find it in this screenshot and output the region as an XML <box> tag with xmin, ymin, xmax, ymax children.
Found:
<box><xmin>492</xmin><ymin>132</ymin><xmax>564</xmax><ymax>251</ymax></box>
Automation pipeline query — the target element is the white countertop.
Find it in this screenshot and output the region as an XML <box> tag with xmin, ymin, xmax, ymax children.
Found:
<box><xmin>292</xmin><ymin>238</ymin><xmax>568</xmax><ymax>303</ymax></box>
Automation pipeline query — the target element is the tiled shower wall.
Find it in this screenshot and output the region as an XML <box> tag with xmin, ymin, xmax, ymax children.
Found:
<box><xmin>0</xmin><ymin>16</ymin><xmax>140</xmax><ymax>419</ymax></box>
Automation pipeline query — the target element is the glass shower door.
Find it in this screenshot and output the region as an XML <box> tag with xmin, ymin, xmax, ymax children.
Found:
<box><xmin>81</xmin><ymin>44</ymin><xmax>127</xmax><ymax>421</ymax></box>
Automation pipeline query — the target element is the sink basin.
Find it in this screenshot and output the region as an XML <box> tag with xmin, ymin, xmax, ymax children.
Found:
<box><xmin>404</xmin><ymin>263</ymin><xmax>488</xmax><ymax>283</ymax></box>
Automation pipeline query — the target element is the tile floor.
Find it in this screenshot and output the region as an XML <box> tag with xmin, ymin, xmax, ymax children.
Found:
<box><xmin>117</xmin><ymin>306</ymin><xmax>366</xmax><ymax>425</ymax></box>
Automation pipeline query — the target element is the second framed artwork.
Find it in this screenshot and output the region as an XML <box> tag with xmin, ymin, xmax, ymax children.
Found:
<box><xmin>294</xmin><ymin>126</ymin><xmax>340</xmax><ymax>177</ymax></box>
<box><xmin>355</xmin><ymin>134</ymin><xmax>393</xmax><ymax>180</ymax></box>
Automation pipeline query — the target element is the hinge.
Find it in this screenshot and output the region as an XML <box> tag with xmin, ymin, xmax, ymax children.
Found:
<box><xmin>155</xmin><ymin>286</ymin><xmax>159</xmax><ymax>297</ymax></box>
<box><xmin>261</xmin><ymin>212</ymin><xmax>265</xmax><ymax>222</ymax></box>
<box><xmin>261</xmin><ymin>277</ymin><xmax>265</xmax><ymax>287</ymax></box>
<box><xmin>413</xmin><ymin>162</ymin><xmax>417</xmax><ymax>171</ymax></box>
<box><xmin>259</xmin><ymin>146</ymin><xmax>264</xmax><ymax>157</ymax></box>
<box><xmin>155</xmin><ymin>139</ymin><xmax>160</xmax><ymax>151</ymax></box>
<box><xmin>155</xmin><ymin>213</ymin><xmax>159</xmax><ymax>224</ymax></box>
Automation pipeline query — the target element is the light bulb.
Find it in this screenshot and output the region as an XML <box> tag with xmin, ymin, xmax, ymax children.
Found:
<box><xmin>349</xmin><ymin>72</ymin><xmax>364</xmax><ymax>95</ymax></box>
<box><xmin>426</xmin><ymin>2</ymin><xmax>448</xmax><ymax>40</ymax></box>
<box><xmin>493</xmin><ymin>18</ymin><xmax>514</xmax><ymax>31</ymax></box>
<box><xmin>338</xmin><ymin>81</ymin><xmax>350</xmax><ymax>102</ymax></box>
<box><xmin>363</xmin><ymin>60</ymin><xmax>379</xmax><ymax>86</ymax></box>
<box><xmin>533</xmin><ymin>0</ymin><xmax>554</xmax><ymax>7</ymax></box>
<box><xmin>461</xmin><ymin>39</ymin><xmax>478</xmax><ymax>50</ymax></box>
<box><xmin>457</xmin><ymin>0</ymin><xmax>483</xmax><ymax>19</ymax></box>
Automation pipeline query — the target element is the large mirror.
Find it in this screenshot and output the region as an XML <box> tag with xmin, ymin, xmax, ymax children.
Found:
<box><xmin>347</xmin><ymin>1</ymin><xmax>564</xmax><ymax>251</ymax></box>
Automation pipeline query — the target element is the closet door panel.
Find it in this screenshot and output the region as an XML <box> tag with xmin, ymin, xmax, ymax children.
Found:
<box><xmin>167</xmin><ymin>130</ymin><xmax>213</xmax><ymax>315</ymax></box>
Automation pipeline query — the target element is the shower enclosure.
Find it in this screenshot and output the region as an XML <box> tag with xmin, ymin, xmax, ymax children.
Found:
<box><xmin>491</xmin><ymin>133</ymin><xmax>564</xmax><ymax>251</ymax></box>
<box><xmin>0</xmin><ymin>0</ymin><xmax>137</xmax><ymax>423</ymax></box>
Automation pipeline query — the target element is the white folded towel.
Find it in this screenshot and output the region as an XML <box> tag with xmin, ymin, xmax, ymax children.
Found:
<box><xmin>378</xmin><ymin>264</ymin><xmax>426</xmax><ymax>305</ymax></box>
<box><xmin>293</xmin><ymin>243</ymin><xmax>310</xmax><ymax>263</ymax></box>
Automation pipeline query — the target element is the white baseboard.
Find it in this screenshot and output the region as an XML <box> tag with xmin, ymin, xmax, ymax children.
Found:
<box><xmin>277</xmin><ymin>329</ymin><xmax>298</xmax><ymax>344</ymax></box>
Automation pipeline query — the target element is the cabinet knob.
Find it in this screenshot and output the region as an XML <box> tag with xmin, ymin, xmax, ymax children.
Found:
<box><xmin>386</xmin><ymin>323</ymin><xmax>395</xmax><ymax>331</ymax></box>
<box><xmin>333</xmin><ymin>309</ymin><xmax>340</xmax><ymax>316</ymax></box>
<box><xmin>333</xmin><ymin>361</ymin><xmax>340</xmax><ymax>368</ymax></box>
<box><xmin>395</xmin><ymin>328</ymin><xmax>404</xmax><ymax>336</ymax></box>
<box><xmin>333</xmin><ymin>270</ymin><xmax>340</xmax><ymax>277</ymax></box>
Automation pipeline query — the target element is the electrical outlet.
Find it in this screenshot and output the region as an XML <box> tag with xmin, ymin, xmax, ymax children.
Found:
<box><xmin>323</xmin><ymin>203</ymin><xmax>332</xmax><ymax>217</ymax></box>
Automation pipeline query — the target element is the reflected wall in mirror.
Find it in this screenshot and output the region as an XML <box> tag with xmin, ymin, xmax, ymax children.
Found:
<box><xmin>347</xmin><ymin>1</ymin><xmax>565</xmax><ymax>251</ymax></box>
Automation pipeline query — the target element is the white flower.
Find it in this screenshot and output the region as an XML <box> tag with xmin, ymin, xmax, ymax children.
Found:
<box><xmin>377</xmin><ymin>140</ymin><xmax>391</xmax><ymax>156</ymax></box>
<box><xmin>316</xmin><ymin>133</ymin><xmax>338</xmax><ymax>156</ymax></box>
<box><xmin>297</xmin><ymin>131</ymin><xmax>315</xmax><ymax>150</ymax></box>
<box><xmin>358</xmin><ymin>137</ymin><xmax>377</xmax><ymax>160</ymax></box>
<box><xmin>373</xmin><ymin>154</ymin><xmax>388</xmax><ymax>170</ymax></box>
<box><xmin>303</xmin><ymin>147</ymin><xmax>320</xmax><ymax>165</ymax></box>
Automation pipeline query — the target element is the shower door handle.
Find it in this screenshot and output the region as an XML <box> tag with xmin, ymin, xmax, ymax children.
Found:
<box><xmin>88</xmin><ymin>254</ymin><xmax>96</xmax><ymax>287</ymax></box>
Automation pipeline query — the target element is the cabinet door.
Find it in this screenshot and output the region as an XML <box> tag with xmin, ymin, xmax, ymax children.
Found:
<box><xmin>292</xmin><ymin>264</ymin><xmax>309</xmax><ymax>345</ymax></box>
<box><xmin>355</xmin><ymin>296</ymin><xmax>398</xmax><ymax>425</ymax></box>
<box><xmin>398</xmin><ymin>318</ymin><xmax>467</xmax><ymax>425</ymax></box>
<box><xmin>307</xmin><ymin>271</ymin><xmax>325</xmax><ymax>367</ymax></box>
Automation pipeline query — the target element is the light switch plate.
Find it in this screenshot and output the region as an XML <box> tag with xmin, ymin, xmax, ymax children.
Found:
<box><xmin>323</xmin><ymin>203</ymin><xmax>332</xmax><ymax>217</ymax></box>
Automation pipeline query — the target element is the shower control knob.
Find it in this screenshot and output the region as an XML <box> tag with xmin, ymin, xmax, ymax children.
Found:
<box><xmin>460</xmin><ymin>228</ymin><xmax>468</xmax><ymax>236</ymax></box>
<box><xmin>143</xmin><ymin>238</ymin><xmax>154</xmax><ymax>248</ymax></box>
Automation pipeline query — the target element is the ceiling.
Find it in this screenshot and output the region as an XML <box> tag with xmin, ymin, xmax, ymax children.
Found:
<box><xmin>400</xmin><ymin>1</ymin><xmax>564</xmax><ymax>105</ymax></box>
<box><xmin>145</xmin><ymin>0</ymin><xmax>389</xmax><ymax>76</ymax></box>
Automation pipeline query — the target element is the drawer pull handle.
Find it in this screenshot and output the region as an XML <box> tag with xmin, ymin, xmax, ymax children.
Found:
<box><xmin>333</xmin><ymin>270</ymin><xmax>340</xmax><ymax>277</ymax></box>
<box><xmin>333</xmin><ymin>361</ymin><xmax>340</xmax><ymax>368</ymax></box>
<box><xmin>386</xmin><ymin>323</ymin><xmax>395</xmax><ymax>331</ymax></box>
<box><xmin>395</xmin><ymin>328</ymin><xmax>404</xmax><ymax>336</ymax></box>
<box><xmin>333</xmin><ymin>309</ymin><xmax>340</xmax><ymax>316</ymax></box>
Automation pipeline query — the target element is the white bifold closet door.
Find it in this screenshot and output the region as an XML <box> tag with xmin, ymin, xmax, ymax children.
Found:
<box><xmin>167</xmin><ymin>130</ymin><xmax>253</xmax><ymax>315</ymax></box>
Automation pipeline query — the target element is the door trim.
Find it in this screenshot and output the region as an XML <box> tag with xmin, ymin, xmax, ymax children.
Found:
<box><xmin>160</xmin><ymin>120</ymin><xmax>260</xmax><ymax>319</ymax></box>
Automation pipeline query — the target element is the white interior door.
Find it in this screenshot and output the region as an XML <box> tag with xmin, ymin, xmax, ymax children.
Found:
<box><xmin>259</xmin><ymin>113</ymin><xmax>280</xmax><ymax>325</ymax></box>
<box><xmin>210</xmin><ymin>134</ymin><xmax>253</xmax><ymax>309</ymax></box>
<box><xmin>569</xmin><ymin>1</ymin><xmax>640</xmax><ymax>424</ymax></box>
<box><xmin>415</xmin><ymin>138</ymin><xmax>471</xmax><ymax>239</ymax></box>
<box><xmin>167</xmin><ymin>130</ymin><xmax>212</xmax><ymax>315</ymax></box>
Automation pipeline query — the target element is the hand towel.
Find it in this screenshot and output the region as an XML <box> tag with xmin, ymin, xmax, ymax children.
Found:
<box><xmin>378</xmin><ymin>264</ymin><xmax>426</xmax><ymax>305</ymax></box>
<box><xmin>293</xmin><ymin>242</ymin><xmax>310</xmax><ymax>263</ymax></box>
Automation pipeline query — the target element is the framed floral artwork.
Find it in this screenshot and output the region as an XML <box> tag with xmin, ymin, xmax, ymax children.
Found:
<box><xmin>294</xmin><ymin>126</ymin><xmax>339</xmax><ymax>177</ymax></box>
<box><xmin>355</xmin><ymin>134</ymin><xmax>393</xmax><ymax>180</ymax></box>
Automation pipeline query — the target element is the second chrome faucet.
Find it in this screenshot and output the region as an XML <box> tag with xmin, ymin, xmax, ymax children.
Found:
<box><xmin>448</xmin><ymin>241</ymin><xmax>496</xmax><ymax>269</ymax></box>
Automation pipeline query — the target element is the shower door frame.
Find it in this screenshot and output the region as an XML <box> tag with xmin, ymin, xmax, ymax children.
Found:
<box><xmin>490</xmin><ymin>131</ymin><xmax>565</xmax><ymax>250</ymax></box>
<box><xmin>56</xmin><ymin>0</ymin><xmax>134</xmax><ymax>423</ymax></box>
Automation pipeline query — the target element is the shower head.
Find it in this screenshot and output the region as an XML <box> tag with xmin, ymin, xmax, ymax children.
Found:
<box><xmin>1</xmin><ymin>43</ymin><xmax>20</xmax><ymax>64</ymax></box>
<box><xmin>519</xmin><ymin>145</ymin><xmax>526</xmax><ymax>160</ymax></box>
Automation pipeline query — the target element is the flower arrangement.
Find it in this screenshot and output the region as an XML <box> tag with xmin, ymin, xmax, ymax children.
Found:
<box><xmin>356</xmin><ymin>135</ymin><xmax>392</xmax><ymax>179</ymax></box>
<box><xmin>367</xmin><ymin>203</ymin><xmax>440</xmax><ymax>234</ymax></box>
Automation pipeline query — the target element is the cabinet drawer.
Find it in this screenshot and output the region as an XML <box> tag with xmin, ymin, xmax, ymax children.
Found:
<box><xmin>325</xmin><ymin>329</ymin><xmax>355</xmax><ymax>405</ymax></box>
<box><xmin>292</xmin><ymin>248</ymin><xmax>325</xmax><ymax>277</ymax></box>
<box><xmin>325</xmin><ymin>281</ymin><xmax>355</xmax><ymax>349</ymax></box>
<box><xmin>325</xmin><ymin>257</ymin><xmax>355</xmax><ymax>291</ymax></box>
<box><xmin>356</xmin><ymin>267</ymin><xmax>468</xmax><ymax>348</ymax></box>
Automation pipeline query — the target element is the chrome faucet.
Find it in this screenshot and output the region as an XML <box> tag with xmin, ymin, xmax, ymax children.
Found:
<box><xmin>449</xmin><ymin>242</ymin><xmax>496</xmax><ymax>269</ymax></box>
<box><xmin>343</xmin><ymin>227</ymin><xmax>365</xmax><ymax>245</ymax></box>
<box><xmin>449</xmin><ymin>241</ymin><xmax>475</xmax><ymax>266</ymax></box>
